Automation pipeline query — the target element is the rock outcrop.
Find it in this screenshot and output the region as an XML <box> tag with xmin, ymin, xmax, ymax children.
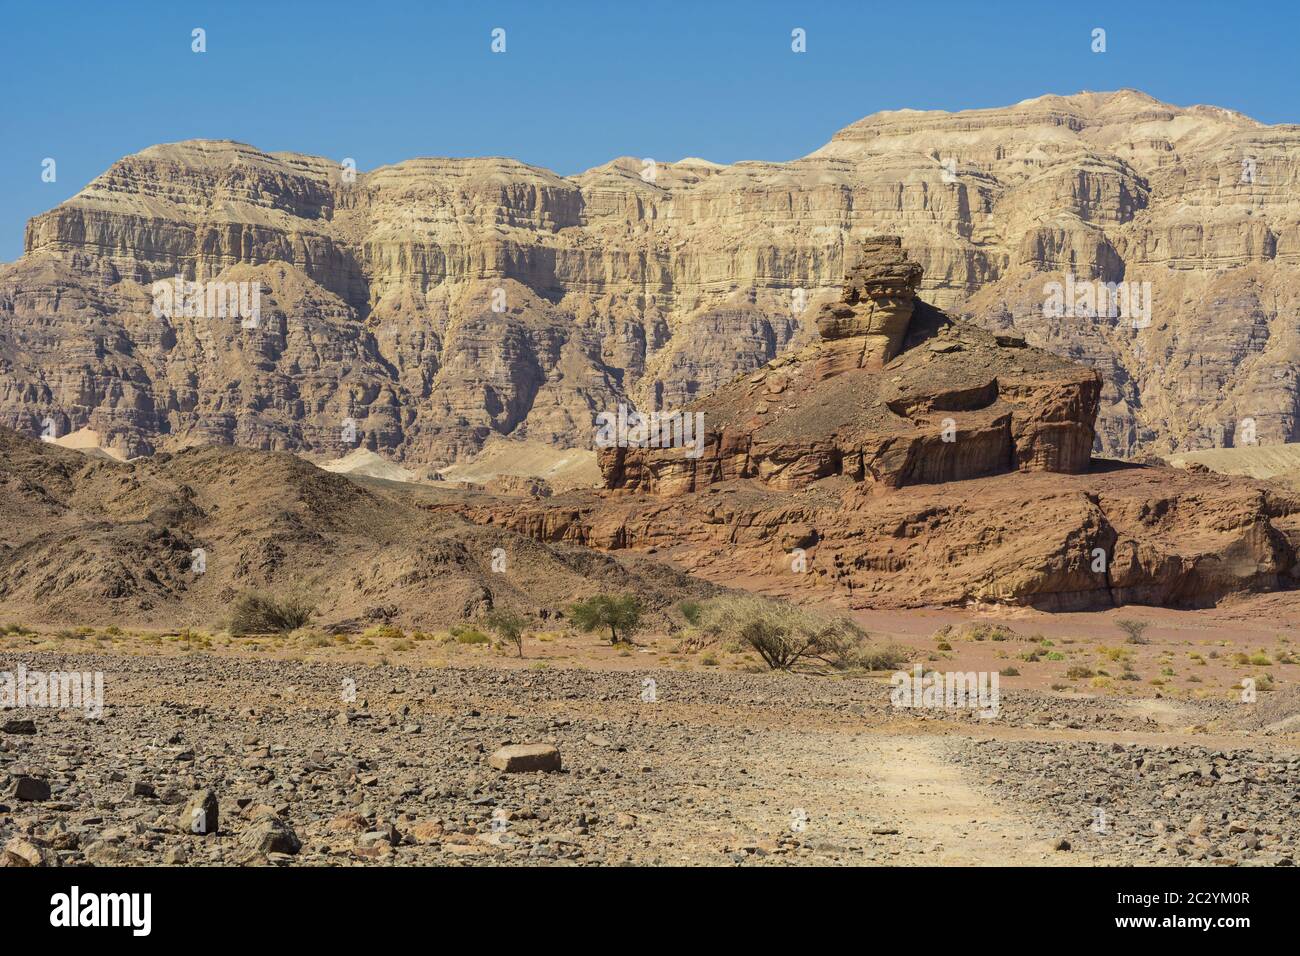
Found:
<box><xmin>598</xmin><ymin>238</ymin><xmax>1100</xmax><ymax>495</ymax></box>
<box><xmin>458</xmin><ymin>244</ymin><xmax>1300</xmax><ymax>611</ymax></box>
<box><xmin>4</xmin><ymin>90</ymin><xmax>1300</xmax><ymax>466</ymax></box>
<box><xmin>463</xmin><ymin>464</ymin><xmax>1300</xmax><ymax>611</ymax></box>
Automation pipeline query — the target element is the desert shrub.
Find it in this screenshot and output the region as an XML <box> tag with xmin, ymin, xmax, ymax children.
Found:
<box><xmin>951</xmin><ymin>622</ymin><xmax>1018</xmax><ymax>642</ymax></box>
<box><xmin>483</xmin><ymin>609</ymin><xmax>529</xmax><ymax>657</ymax></box>
<box><xmin>363</xmin><ymin>624</ymin><xmax>405</xmax><ymax>642</ymax></box>
<box><xmin>854</xmin><ymin>643</ymin><xmax>909</xmax><ymax>671</ymax></box>
<box><xmin>1065</xmin><ymin>665</ymin><xmax>1094</xmax><ymax>679</ymax></box>
<box><xmin>678</xmin><ymin>600</ymin><xmax>704</xmax><ymax>626</ymax></box>
<box><xmin>677</xmin><ymin>627</ymin><xmax>715</xmax><ymax>653</ymax></box>
<box><xmin>1248</xmin><ymin>652</ymin><xmax>1272</xmax><ymax>666</ymax></box>
<box><xmin>452</xmin><ymin>625</ymin><xmax>489</xmax><ymax>645</ymax></box>
<box><xmin>1116</xmin><ymin>619</ymin><xmax>1150</xmax><ymax>644</ymax></box>
<box><xmin>701</xmin><ymin>654</ymin><xmax>719</xmax><ymax>666</ymax></box>
<box><xmin>568</xmin><ymin>594</ymin><xmax>643</xmax><ymax>645</ymax></box>
<box><xmin>228</xmin><ymin>590</ymin><xmax>315</xmax><ymax>636</ymax></box>
<box><xmin>999</xmin><ymin>667</ymin><xmax>1020</xmax><ymax>677</ymax></box>
<box><xmin>694</xmin><ymin>594</ymin><xmax>899</xmax><ymax>672</ymax></box>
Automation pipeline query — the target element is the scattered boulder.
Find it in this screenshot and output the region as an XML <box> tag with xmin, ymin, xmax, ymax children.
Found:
<box><xmin>240</xmin><ymin>815</ymin><xmax>301</xmax><ymax>856</ymax></box>
<box><xmin>8</xmin><ymin>776</ymin><xmax>51</xmax><ymax>802</ymax></box>
<box><xmin>488</xmin><ymin>743</ymin><xmax>562</xmax><ymax>773</ymax></box>
<box><xmin>2</xmin><ymin>836</ymin><xmax>58</xmax><ymax>867</ymax></box>
<box><xmin>179</xmin><ymin>788</ymin><xmax>219</xmax><ymax>835</ymax></box>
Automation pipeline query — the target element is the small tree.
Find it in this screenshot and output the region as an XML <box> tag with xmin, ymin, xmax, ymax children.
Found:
<box><xmin>483</xmin><ymin>609</ymin><xmax>529</xmax><ymax>658</ymax></box>
<box><xmin>568</xmin><ymin>594</ymin><xmax>643</xmax><ymax>645</ymax></box>
<box><xmin>1116</xmin><ymin>619</ymin><xmax>1150</xmax><ymax>645</ymax></box>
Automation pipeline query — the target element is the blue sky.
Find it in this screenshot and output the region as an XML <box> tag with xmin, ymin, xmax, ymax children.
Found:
<box><xmin>1</xmin><ymin>0</ymin><xmax>1295</xmax><ymax>262</ymax></box>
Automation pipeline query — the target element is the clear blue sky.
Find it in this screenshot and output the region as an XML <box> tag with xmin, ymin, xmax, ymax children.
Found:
<box><xmin>1</xmin><ymin>0</ymin><xmax>1294</xmax><ymax>263</ymax></box>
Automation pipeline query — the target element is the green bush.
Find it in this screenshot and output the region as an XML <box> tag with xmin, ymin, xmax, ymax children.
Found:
<box><xmin>482</xmin><ymin>609</ymin><xmax>529</xmax><ymax>657</ymax></box>
<box><xmin>678</xmin><ymin>600</ymin><xmax>704</xmax><ymax>626</ymax></box>
<box><xmin>568</xmin><ymin>594</ymin><xmax>644</xmax><ymax>645</ymax></box>
<box><xmin>452</xmin><ymin>625</ymin><xmax>489</xmax><ymax>645</ymax></box>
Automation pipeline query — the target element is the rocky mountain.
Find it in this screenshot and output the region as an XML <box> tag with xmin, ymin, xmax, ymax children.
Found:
<box><xmin>4</xmin><ymin>89</ymin><xmax>1299</xmax><ymax>465</ymax></box>
<box><xmin>463</xmin><ymin>240</ymin><xmax>1300</xmax><ymax>611</ymax></box>
<box><xmin>0</xmin><ymin>427</ymin><xmax>714</xmax><ymax>628</ymax></box>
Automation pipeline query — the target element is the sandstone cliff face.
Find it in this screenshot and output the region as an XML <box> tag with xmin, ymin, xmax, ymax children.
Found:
<box><xmin>598</xmin><ymin>237</ymin><xmax>1100</xmax><ymax>495</ymax></box>
<box><xmin>5</xmin><ymin>90</ymin><xmax>1300</xmax><ymax>464</ymax></box>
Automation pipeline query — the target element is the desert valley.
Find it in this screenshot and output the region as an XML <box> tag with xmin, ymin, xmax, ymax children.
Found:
<box><xmin>2</xmin><ymin>86</ymin><xmax>1300</xmax><ymax>881</ymax></box>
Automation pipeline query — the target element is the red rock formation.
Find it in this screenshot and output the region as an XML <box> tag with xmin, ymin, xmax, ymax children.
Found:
<box><xmin>599</xmin><ymin>238</ymin><xmax>1101</xmax><ymax>496</ymax></box>
<box><xmin>455</xmin><ymin>240</ymin><xmax>1300</xmax><ymax>611</ymax></box>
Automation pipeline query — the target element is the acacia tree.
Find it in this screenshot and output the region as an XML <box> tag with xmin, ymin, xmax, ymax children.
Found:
<box><xmin>1116</xmin><ymin>619</ymin><xmax>1150</xmax><ymax>645</ymax></box>
<box><xmin>568</xmin><ymin>595</ymin><xmax>643</xmax><ymax>645</ymax></box>
<box><xmin>483</xmin><ymin>609</ymin><xmax>529</xmax><ymax>657</ymax></box>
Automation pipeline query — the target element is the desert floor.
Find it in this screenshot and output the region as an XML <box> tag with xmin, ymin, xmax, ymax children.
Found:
<box><xmin>1</xmin><ymin>600</ymin><xmax>1298</xmax><ymax>867</ymax></box>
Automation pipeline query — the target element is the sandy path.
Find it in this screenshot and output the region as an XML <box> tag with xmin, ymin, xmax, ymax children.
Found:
<box><xmin>844</xmin><ymin>733</ymin><xmax>1094</xmax><ymax>865</ymax></box>
<box><xmin>701</xmin><ymin>728</ymin><xmax>1096</xmax><ymax>865</ymax></box>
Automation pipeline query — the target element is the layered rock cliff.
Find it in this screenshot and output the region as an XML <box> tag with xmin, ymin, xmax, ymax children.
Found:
<box><xmin>4</xmin><ymin>90</ymin><xmax>1300</xmax><ymax>464</ymax></box>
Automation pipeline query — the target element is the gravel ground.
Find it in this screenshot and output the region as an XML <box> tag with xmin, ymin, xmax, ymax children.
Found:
<box><xmin>1</xmin><ymin>651</ymin><xmax>1296</xmax><ymax>867</ymax></box>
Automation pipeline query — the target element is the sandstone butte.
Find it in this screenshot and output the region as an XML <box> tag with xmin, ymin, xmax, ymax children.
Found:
<box><xmin>5</xmin><ymin>89</ymin><xmax>1300</xmax><ymax>469</ymax></box>
<box><xmin>460</xmin><ymin>238</ymin><xmax>1300</xmax><ymax>612</ymax></box>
